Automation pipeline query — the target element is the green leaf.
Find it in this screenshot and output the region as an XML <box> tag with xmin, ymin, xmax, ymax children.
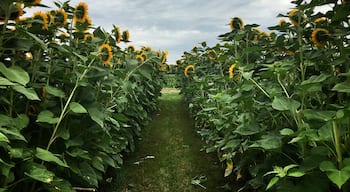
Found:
<box><xmin>25</xmin><ymin>163</ymin><xmax>55</xmax><ymax>184</ymax></box>
<box><xmin>221</xmin><ymin>139</ymin><xmax>241</xmax><ymax>150</ymax></box>
<box><xmin>14</xmin><ymin>114</ymin><xmax>29</xmax><ymax>130</ymax></box>
<box><xmin>0</xmin><ymin>63</ymin><xmax>30</xmax><ymax>86</ymax></box>
<box><xmin>0</xmin><ymin>158</ymin><xmax>14</xmax><ymax>177</ymax></box>
<box><xmin>44</xmin><ymin>177</ymin><xmax>75</xmax><ymax>192</ymax></box>
<box><xmin>3</xmin><ymin>37</ymin><xmax>33</xmax><ymax>51</ymax></box>
<box><xmin>266</xmin><ymin>177</ymin><xmax>279</xmax><ymax>190</ymax></box>
<box><xmin>301</xmin><ymin>74</ymin><xmax>330</xmax><ymax>85</ymax></box>
<box><xmin>79</xmin><ymin>162</ymin><xmax>99</xmax><ymax>187</ymax></box>
<box><xmin>35</xmin><ymin>148</ymin><xmax>69</xmax><ymax>168</ymax></box>
<box><xmin>0</xmin><ymin>132</ymin><xmax>9</xmax><ymax>143</ymax></box>
<box><xmin>272</xmin><ymin>96</ymin><xmax>300</xmax><ymax>111</ymax></box>
<box><xmin>21</xmin><ymin>29</ymin><xmax>47</xmax><ymax>50</ymax></box>
<box><xmin>280</xmin><ymin>128</ymin><xmax>294</xmax><ymax>136</ymax></box>
<box><xmin>332</xmin><ymin>82</ymin><xmax>350</xmax><ymax>93</ymax></box>
<box><xmin>0</xmin><ymin>77</ymin><xmax>15</xmax><ymax>86</ymax></box>
<box><xmin>320</xmin><ymin>161</ymin><xmax>350</xmax><ymax>189</ymax></box>
<box><xmin>87</xmin><ymin>107</ymin><xmax>104</xmax><ymax>128</ymax></box>
<box><xmin>69</xmin><ymin>102</ymin><xmax>88</xmax><ymax>114</ymax></box>
<box><xmin>36</xmin><ymin>110</ymin><xmax>59</xmax><ymax>124</ymax></box>
<box><xmin>249</xmin><ymin>133</ymin><xmax>282</xmax><ymax>150</ymax></box>
<box><xmin>0</xmin><ymin>128</ymin><xmax>27</xmax><ymax>142</ymax></box>
<box><xmin>303</xmin><ymin>109</ymin><xmax>335</xmax><ymax>121</ymax></box>
<box><xmin>12</xmin><ymin>85</ymin><xmax>41</xmax><ymax>101</ymax></box>
<box><xmin>45</xmin><ymin>85</ymin><xmax>65</xmax><ymax>98</ymax></box>
<box><xmin>288</xmin><ymin>170</ymin><xmax>305</xmax><ymax>177</ymax></box>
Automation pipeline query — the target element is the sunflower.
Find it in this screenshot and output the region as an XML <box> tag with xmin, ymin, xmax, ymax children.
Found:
<box><xmin>184</xmin><ymin>65</ymin><xmax>195</xmax><ymax>78</ymax></box>
<box><xmin>127</xmin><ymin>45</ymin><xmax>136</xmax><ymax>52</ymax></box>
<box><xmin>83</xmin><ymin>33</ymin><xmax>94</xmax><ymax>41</ymax></box>
<box><xmin>54</xmin><ymin>9</ymin><xmax>67</xmax><ymax>28</ymax></box>
<box><xmin>136</xmin><ymin>54</ymin><xmax>145</xmax><ymax>62</ymax></box>
<box><xmin>313</xmin><ymin>17</ymin><xmax>327</xmax><ymax>24</ymax></box>
<box><xmin>142</xmin><ymin>46</ymin><xmax>152</xmax><ymax>51</ymax></box>
<box><xmin>46</xmin><ymin>11</ymin><xmax>54</xmax><ymax>26</ymax></box>
<box><xmin>229</xmin><ymin>17</ymin><xmax>244</xmax><ymax>31</ymax></box>
<box><xmin>288</xmin><ymin>9</ymin><xmax>305</xmax><ymax>26</ymax></box>
<box><xmin>74</xmin><ymin>2</ymin><xmax>88</xmax><ymax>23</ymax></box>
<box><xmin>161</xmin><ymin>50</ymin><xmax>169</xmax><ymax>64</ymax></box>
<box><xmin>9</xmin><ymin>3</ymin><xmax>24</xmax><ymax>21</ymax></box>
<box><xmin>114</xmin><ymin>26</ymin><xmax>122</xmax><ymax>44</ymax></box>
<box><xmin>32</xmin><ymin>11</ymin><xmax>48</xmax><ymax>29</ymax></box>
<box><xmin>122</xmin><ymin>30</ymin><xmax>130</xmax><ymax>42</ymax></box>
<box><xmin>229</xmin><ymin>64</ymin><xmax>236</xmax><ymax>78</ymax></box>
<box><xmin>206</xmin><ymin>50</ymin><xmax>216</xmax><ymax>61</ymax></box>
<box><xmin>99</xmin><ymin>44</ymin><xmax>113</xmax><ymax>67</ymax></box>
<box><xmin>311</xmin><ymin>28</ymin><xmax>330</xmax><ymax>47</ymax></box>
<box><xmin>278</xmin><ymin>18</ymin><xmax>286</xmax><ymax>26</ymax></box>
<box><xmin>159</xmin><ymin>63</ymin><xmax>167</xmax><ymax>71</ymax></box>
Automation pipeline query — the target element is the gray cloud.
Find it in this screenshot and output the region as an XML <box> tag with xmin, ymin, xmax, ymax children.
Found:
<box><xmin>27</xmin><ymin>0</ymin><xmax>293</xmax><ymax>63</ymax></box>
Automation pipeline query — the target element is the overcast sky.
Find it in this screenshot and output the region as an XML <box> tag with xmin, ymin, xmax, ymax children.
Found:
<box><xmin>27</xmin><ymin>0</ymin><xmax>294</xmax><ymax>64</ymax></box>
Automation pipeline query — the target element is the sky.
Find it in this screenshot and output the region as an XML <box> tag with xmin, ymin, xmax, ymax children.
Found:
<box><xmin>26</xmin><ymin>0</ymin><xmax>295</xmax><ymax>64</ymax></box>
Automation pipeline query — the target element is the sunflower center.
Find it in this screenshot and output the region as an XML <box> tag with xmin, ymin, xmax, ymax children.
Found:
<box><xmin>316</xmin><ymin>30</ymin><xmax>329</xmax><ymax>43</ymax></box>
<box><xmin>101</xmin><ymin>48</ymin><xmax>109</xmax><ymax>61</ymax></box>
<box><xmin>75</xmin><ymin>6</ymin><xmax>85</xmax><ymax>19</ymax></box>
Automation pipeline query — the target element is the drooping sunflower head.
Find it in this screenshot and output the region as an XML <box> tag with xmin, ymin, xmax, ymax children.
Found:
<box><xmin>9</xmin><ymin>3</ymin><xmax>24</xmax><ymax>21</ymax></box>
<box><xmin>114</xmin><ymin>26</ymin><xmax>122</xmax><ymax>44</ymax></box>
<box><xmin>32</xmin><ymin>11</ymin><xmax>48</xmax><ymax>29</ymax></box>
<box><xmin>229</xmin><ymin>17</ymin><xmax>244</xmax><ymax>31</ymax></box>
<box><xmin>278</xmin><ymin>18</ymin><xmax>286</xmax><ymax>26</ymax></box>
<box><xmin>159</xmin><ymin>63</ymin><xmax>167</xmax><ymax>71</ymax></box>
<box><xmin>288</xmin><ymin>9</ymin><xmax>305</xmax><ymax>26</ymax></box>
<box><xmin>54</xmin><ymin>9</ymin><xmax>68</xmax><ymax>28</ymax></box>
<box><xmin>229</xmin><ymin>64</ymin><xmax>236</xmax><ymax>79</ymax></box>
<box><xmin>136</xmin><ymin>54</ymin><xmax>145</xmax><ymax>62</ymax></box>
<box><xmin>99</xmin><ymin>44</ymin><xmax>113</xmax><ymax>67</ymax></box>
<box><xmin>184</xmin><ymin>64</ymin><xmax>195</xmax><ymax>78</ymax></box>
<box><xmin>74</xmin><ymin>2</ymin><xmax>88</xmax><ymax>23</ymax></box>
<box><xmin>206</xmin><ymin>49</ymin><xmax>216</xmax><ymax>61</ymax></box>
<box><xmin>161</xmin><ymin>50</ymin><xmax>169</xmax><ymax>64</ymax></box>
<box><xmin>122</xmin><ymin>30</ymin><xmax>130</xmax><ymax>42</ymax></box>
<box><xmin>311</xmin><ymin>28</ymin><xmax>330</xmax><ymax>47</ymax></box>
<box><xmin>83</xmin><ymin>33</ymin><xmax>94</xmax><ymax>41</ymax></box>
<box><xmin>127</xmin><ymin>45</ymin><xmax>136</xmax><ymax>52</ymax></box>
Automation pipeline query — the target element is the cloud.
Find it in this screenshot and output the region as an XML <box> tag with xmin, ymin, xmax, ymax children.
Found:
<box><xmin>26</xmin><ymin>0</ymin><xmax>294</xmax><ymax>64</ymax></box>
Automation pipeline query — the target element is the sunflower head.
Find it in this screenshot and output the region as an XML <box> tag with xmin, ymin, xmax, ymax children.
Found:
<box><xmin>278</xmin><ymin>19</ymin><xmax>286</xmax><ymax>26</ymax></box>
<box><xmin>161</xmin><ymin>50</ymin><xmax>169</xmax><ymax>63</ymax></box>
<box><xmin>136</xmin><ymin>54</ymin><xmax>145</xmax><ymax>62</ymax></box>
<box><xmin>159</xmin><ymin>63</ymin><xmax>167</xmax><ymax>71</ymax></box>
<box><xmin>74</xmin><ymin>2</ymin><xmax>88</xmax><ymax>23</ymax></box>
<box><xmin>114</xmin><ymin>26</ymin><xmax>122</xmax><ymax>44</ymax></box>
<box><xmin>32</xmin><ymin>11</ymin><xmax>48</xmax><ymax>29</ymax></box>
<box><xmin>311</xmin><ymin>28</ymin><xmax>330</xmax><ymax>47</ymax></box>
<box><xmin>229</xmin><ymin>64</ymin><xmax>236</xmax><ymax>79</ymax></box>
<box><xmin>122</xmin><ymin>30</ymin><xmax>130</xmax><ymax>42</ymax></box>
<box><xmin>127</xmin><ymin>45</ymin><xmax>136</xmax><ymax>52</ymax></box>
<box><xmin>230</xmin><ymin>17</ymin><xmax>244</xmax><ymax>31</ymax></box>
<box><xmin>206</xmin><ymin>50</ymin><xmax>216</xmax><ymax>61</ymax></box>
<box><xmin>9</xmin><ymin>3</ymin><xmax>24</xmax><ymax>21</ymax></box>
<box><xmin>288</xmin><ymin>9</ymin><xmax>305</xmax><ymax>26</ymax></box>
<box><xmin>184</xmin><ymin>65</ymin><xmax>195</xmax><ymax>78</ymax></box>
<box><xmin>54</xmin><ymin>9</ymin><xmax>68</xmax><ymax>28</ymax></box>
<box><xmin>83</xmin><ymin>33</ymin><xmax>94</xmax><ymax>41</ymax></box>
<box><xmin>99</xmin><ymin>44</ymin><xmax>113</xmax><ymax>68</ymax></box>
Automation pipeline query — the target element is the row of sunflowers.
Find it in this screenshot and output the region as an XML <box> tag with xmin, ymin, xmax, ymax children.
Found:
<box><xmin>0</xmin><ymin>0</ymin><xmax>167</xmax><ymax>191</ymax></box>
<box><xmin>177</xmin><ymin>0</ymin><xmax>350</xmax><ymax>191</ymax></box>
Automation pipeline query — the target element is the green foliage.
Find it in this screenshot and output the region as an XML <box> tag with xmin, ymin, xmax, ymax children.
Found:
<box><xmin>177</xmin><ymin>0</ymin><xmax>350</xmax><ymax>191</ymax></box>
<box><xmin>0</xmin><ymin>1</ymin><xmax>164</xmax><ymax>191</ymax></box>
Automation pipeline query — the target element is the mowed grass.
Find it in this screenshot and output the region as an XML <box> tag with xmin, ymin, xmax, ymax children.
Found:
<box><xmin>115</xmin><ymin>92</ymin><xmax>227</xmax><ymax>192</ymax></box>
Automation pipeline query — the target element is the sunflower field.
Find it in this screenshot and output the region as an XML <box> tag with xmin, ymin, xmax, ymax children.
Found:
<box><xmin>177</xmin><ymin>0</ymin><xmax>350</xmax><ymax>191</ymax></box>
<box><xmin>0</xmin><ymin>0</ymin><xmax>167</xmax><ymax>191</ymax></box>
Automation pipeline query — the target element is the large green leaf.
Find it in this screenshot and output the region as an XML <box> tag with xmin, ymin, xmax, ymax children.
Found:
<box><xmin>12</xmin><ymin>85</ymin><xmax>41</xmax><ymax>101</ymax></box>
<box><xmin>249</xmin><ymin>133</ymin><xmax>282</xmax><ymax>150</ymax></box>
<box><xmin>320</xmin><ymin>161</ymin><xmax>350</xmax><ymax>189</ymax></box>
<box><xmin>301</xmin><ymin>74</ymin><xmax>330</xmax><ymax>85</ymax></box>
<box><xmin>36</xmin><ymin>110</ymin><xmax>59</xmax><ymax>124</ymax></box>
<box><xmin>35</xmin><ymin>148</ymin><xmax>69</xmax><ymax>168</ymax></box>
<box><xmin>79</xmin><ymin>161</ymin><xmax>99</xmax><ymax>187</ymax></box>
<box><xmin>0</xmin><ymin>63</ymin><xmax>30</xmax><ymax>86</ymax></box>
<box><xmin>272</xmin><ymin>96</ymin><xmax>300</xmax><ymax>112</ymax></box>
<box><xmin>69</xmin><ymin>102</ymin><xmax>88</xmax><ymax>114</ymax></box>
<box><xmin>45</xmin><ymin>85</ymin><xmax>66</xmax><ymax>98</ymax></box>
<box><xmin>303</xmin><ymin>109</ymin><xmax>335</xmax><ymax>122</ymax></box>
<box><xmin>332</xmin><ymin>82</ymin><xmax>350</xmax><ymax>93</ymax></box>
<box><xmin>0</xmin><ymin>128</ymin><xmax>27</xmax><ymax>142</ymax></box>
<box><xmin>45</xmin><ymin>177</ymin><xmax>75</xmax><ymax>192</ymax></box>
<box><xmin>0</xmin><ymin>77</ymin><xmax>15</xmax><ymax>86</ymax></box>
<box><xmin>25</xmin><ymin>163</ymin><xmax>55</xmax><ymax>184</ymax></box>
<box><xmin>0</xmin><ymin>158</ymin><xmax>14</xmax><ymax>177</ymax></box>
<box><xmin>87</xmin><ymin>107</ymin><xmax>104</xmax><ymax>128</ymax></box>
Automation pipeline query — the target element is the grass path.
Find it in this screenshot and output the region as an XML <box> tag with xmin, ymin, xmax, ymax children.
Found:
<box><xmin>116</xmin><ymin>92</ymin><xmax>226</xmax><ymax>192</ymax></box>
